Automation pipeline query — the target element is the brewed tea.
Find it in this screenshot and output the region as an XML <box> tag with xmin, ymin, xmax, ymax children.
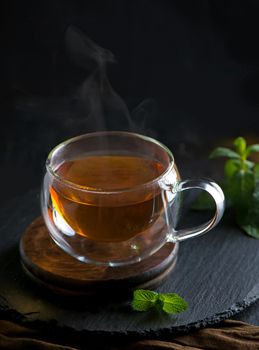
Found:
<box><xmin>49</xmin><ymin>155</ymin><xmax>166</xmax><ymax>242</ymax></box>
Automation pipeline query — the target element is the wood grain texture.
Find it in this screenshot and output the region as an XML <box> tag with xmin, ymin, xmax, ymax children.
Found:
<box><xmin>19</xmin><ymin>216</ymin><xmax>178</xmax><ymax>295</ymax></box>
<box><xmin>1</xmin><ymin>191</ymin><xmax>259</xmax><ymax>336</ymax></box>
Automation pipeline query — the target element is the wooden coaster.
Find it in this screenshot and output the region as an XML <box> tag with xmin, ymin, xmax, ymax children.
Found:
<box><xmin>19</xmin><ymin>217</ymin><xmax>178</xmax><ymax>296</ymax></box>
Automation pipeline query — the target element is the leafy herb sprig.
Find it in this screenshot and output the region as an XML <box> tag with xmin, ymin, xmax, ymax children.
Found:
<box><xmin>132</xmin><ymin>289</ymin><xmax>188</xmax><ymax>314</ymax></box>
<box><xmin>196</xmin><ymin>136</ymin><xmax>259</xmax><ymax>238</ymax></box>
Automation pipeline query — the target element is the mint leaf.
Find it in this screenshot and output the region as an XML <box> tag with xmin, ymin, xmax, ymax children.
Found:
<box><xmin>240</xmin><ymin>224</ymin><xmax>259</xmax><ymax>238</ymax></box>
<box><xmin>226</xmin><ymin>170</ymin><xmax>254</xmax><ymax>210</ymax></box>
<box><xmin>132</xmin><ymin>289</ymin><xmax>158</xmax><ymax>311</ymax></box>
<box><xmin>224</xmin><ymin>159</ymin><xmax>239</xmax><ymax>179</ymax></box>
<box><xmin>132</xmin><ymin>289</ymin><xmax>188</xmax><ymax>314</ymax></box>
<box><xmin>254</xmin><ymin>164</ymin><xmax>259</xmax><ymax>181</ymax></box>
<box><xmin>246</xmin><ymin>144</ymin><xmax>259</xmax><ymax>156</ymax></box>
<box><xmin>238</xmin><ymin>181</ymin><xmax>259</xmax><ymax>238</ymax></box>
<box><xmin>158</xmin><ymin>293</ymin><xmax>188</xmax><ymax>314</ymax></box>
<box><xmin>198</xmin><ymin>136</ymin><xmax>259</xmax><ymax>238</ymax></box>
<box><xmin>245</xmin><ymin>160</ymin><xmax>255</xmax><ymax>169</ymax></box>
<box><xmin>234</xmin><ymin>137</ymin><xmax>246</xmax><ymax>156</ymax></box>
<box><xmin>191</xmin><ymin>191</ymin><xmax>215</xmax><ymax>210</ymax></box>
<box><xmin>224</xmin><ymin>159</ymin><xmax>254</xmax><ymax>179</ymax></box>
<box><xmin>209</xmin><ymin>147</ymin><xmax>239</xmax><ymax>159</ymax></box>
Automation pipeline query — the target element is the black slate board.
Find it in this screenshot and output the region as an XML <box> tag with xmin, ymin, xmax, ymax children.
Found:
<box><xmin>1</xmin><ymin>190</ymin><xmax>259</xmax><ymax>337</ymax></box>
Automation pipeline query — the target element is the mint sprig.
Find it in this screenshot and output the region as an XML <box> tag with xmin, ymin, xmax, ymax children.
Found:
<box><xmin>132</xmin><ymin>289</ymin><xmax>188</xmax><ymax>314</ymax></box>
<box><xmin>196</xmin><ymin>136</ymin><xmax>259</xmax><ymax>238</ymax></box>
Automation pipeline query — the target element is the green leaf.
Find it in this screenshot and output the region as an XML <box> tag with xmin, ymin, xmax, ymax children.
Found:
<box><xmin>247</xmin><ymin>144</ymin><xmax>259</xmax><ymax>157</ymax></box>
<box><xmin>234</xmin><ymin>137</ymin><xmax>247</xmax><ymax>156</ymax></box>
<box><xmin>239</xmin><ymin>224</ymin><xmax>259</xmax><ymax>238</ymax></box>
<box><xmin>191</xmin><ymin>191</ymin><xmax>215</xmax><ymax>211</ymax></box>
<box><xmin>238</xmin><ymin>170</ymin><xmax>254</xmax><ymax>198</ymax></box>
<box><xmin>132</xmin><ymin>289</ymin><xmax>188</xmax><ymax>314</ymax></box>
<box><xmin>132</xmin><ymin>289</ymin><xmax>158</xmax><ymax>311</ymax></box>
<box><xmin>226</xmin><ymin>170</ymin><xmax>254</xmax><ymax>210</ymax></box>
<box><xmin>205</xmin><ymin>136</ymin><xmax>259</xmax><ymax>238</ymax></box>
<box><xmin>237</xmin><ymin>180</ymin><xmax>259</xmax><ymax>238</ymax></box>
<box><xmin>224</xmin><ymin>159</ymin><xmax>240</xmax><ymax>179</ymax></box>
<box><xmin>254</xmin><ymin>164</ymin><xmax>259</xmax><ymax>182</ymax></box>
<box><xmin>244</xmin><ymin>160</ymin><xmax>255</xmax><ymax>169</ymax></box>
<box><xmin>158</xmin><ymin>293</ymin><xmax>188</xmax><ymax>314</ymax></box>
<box><xmin>209</xmin><ymin>147</ymin><xmax>240</xmax><ymax>160</ymax></box>
<box><xmin>225</xmin><ymin>159</ymin><xmax>255</xmax><ymax>173</ymax></box>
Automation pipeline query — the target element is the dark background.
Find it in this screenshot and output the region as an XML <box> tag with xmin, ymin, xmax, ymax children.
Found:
<box><xmin>1</xmin><ymin>0</ymin><xmax>259</xmax><ymax>201</ymax></box>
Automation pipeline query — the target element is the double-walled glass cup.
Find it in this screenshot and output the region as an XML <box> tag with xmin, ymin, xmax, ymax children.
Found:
<box><xmin>41</xmin><ymin>131</ymin><xmax>225</xmax><ymax>266</ymax></box>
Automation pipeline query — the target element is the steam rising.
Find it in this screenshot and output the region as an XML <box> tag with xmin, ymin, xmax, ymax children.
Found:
<box><xmin>65</xmin><ymin>26</ymin><xmax>153</xmax><ymax>133</ymax></box>
<box><xmin>16</xmin><ymin>26</ymin><xmax>156</xmax><ymax>140</ymax></box>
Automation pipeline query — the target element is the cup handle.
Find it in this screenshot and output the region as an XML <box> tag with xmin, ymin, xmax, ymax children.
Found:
<box><xmin>168</xmin><ymin>179</ymin><xmax>225</xmax><ymax>242</ymax></box>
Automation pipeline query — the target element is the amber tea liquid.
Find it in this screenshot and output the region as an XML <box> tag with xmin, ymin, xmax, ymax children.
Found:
<box><xmin>49</xmin><ymin>155</ymin><xmax>166</xmax><ymax>242</ymax></box>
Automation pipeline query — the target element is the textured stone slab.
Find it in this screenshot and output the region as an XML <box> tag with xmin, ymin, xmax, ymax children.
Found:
<box><xmin>0</xmin><ymin>190</ymin><xmax>259</xmax><ymax>336</ymax></box>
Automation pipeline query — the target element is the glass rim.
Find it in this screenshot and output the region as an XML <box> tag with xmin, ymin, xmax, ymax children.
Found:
<box><xmin>46</xmin><ymin>131</ymin><xmax>175</xmax><ymax>194</ymax></box>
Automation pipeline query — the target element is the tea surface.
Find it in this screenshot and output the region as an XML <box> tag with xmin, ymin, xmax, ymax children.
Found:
<box><xmin>57</xmin><ymin>155</ymin><xmax>165</xmax><ymax>190</ymax></box>
<box><xmin>50</xmin><ymin>155</ymin><xmax>166</xmax><ymax>242</ymax></box>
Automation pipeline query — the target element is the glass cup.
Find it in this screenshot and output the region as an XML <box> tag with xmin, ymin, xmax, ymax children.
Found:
<box><xmin>41</xmin><ymin>131</ymin><xmax>225</xmax><ymax>266</ymax></box>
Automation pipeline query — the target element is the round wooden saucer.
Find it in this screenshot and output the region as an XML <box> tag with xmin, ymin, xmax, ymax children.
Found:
<box><xmin>19</xmin><ymin>217</ymin><xmax>178</xmax><ymax>296</ymax></box>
